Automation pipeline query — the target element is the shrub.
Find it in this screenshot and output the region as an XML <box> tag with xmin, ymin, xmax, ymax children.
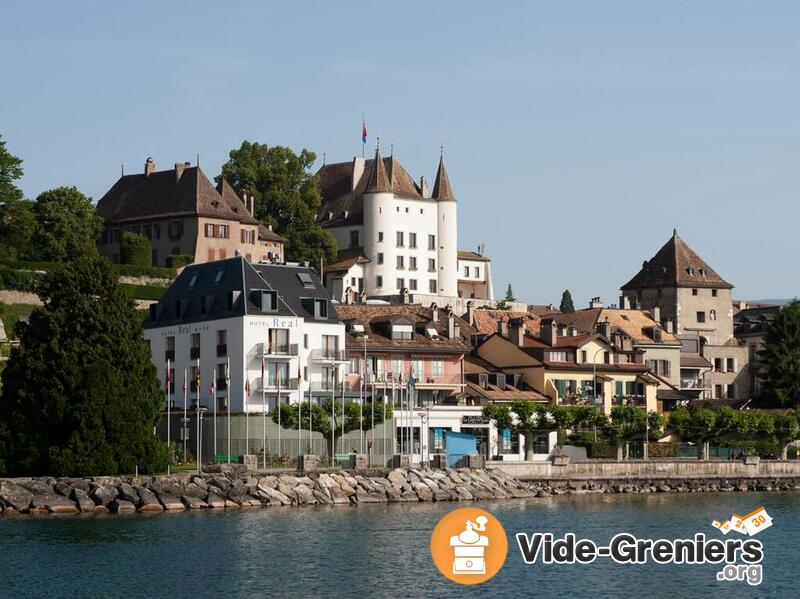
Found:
<box><xmin>166</xmin><ymin>254</ymin><xmax>194</xmax><ymax>268</ymax></box>
<box><xmin>120</xmin><ymin>284</ymin><xmax>166</xmax><ymax>301</ymax></box>
<box><xmin>647</xmin><ymin>442</ymin><xmax>678</xmax><ymax>458</ymax></box>
<box><xmin>120</xmin><ymin>232</ymin><xmax>152</xmax><ymax>267</ymax></box>
<box><xmin>113</xmin><ymin>264</ymin><xmax>176</xmax><ymax>279</ymax></box>
<box><xmin>0</xmin><ymin>265</ymin><xmax>45</xmax><ymax>292</ymax></box>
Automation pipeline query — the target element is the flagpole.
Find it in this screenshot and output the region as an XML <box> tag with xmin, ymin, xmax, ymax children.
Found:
<box><xmin>277</xmin><ymin>371</ymin><xmax>282</xmax><ymax>462</ymax></box>
<box><xmin>297</xmin><ymin>365</ymin><xmax>302</xmax><ymax>460</ymax></box>
<box><xmin>360</xmin><ymin>336</ymin><xmax>366</xmax><ymax>454</ymax></box>
<box><xmin>262</xmin><ymin>355</ymin><xmax>266</xmax><ymax>470</ymax></box>
<box><xmin>212</xmin><ymin>368</ymin><xmax>217</xmax><ymax>459</ymax></box>
<box><xmin>166</xmin><ymin>359</ymin><xmax>171</xmax><ymax>475</ymax></box>
<box><xmin>226</xmin><ymin>357</ymin><xmax>231</xmax><ymax>464</ymax></box>
<box><xmin>340</xmin><ymin>371</ymin><xmax>345</xmax><ymax>455</ymax></box>
<box><xmin>195</xmin><ymin>358</ymin><xmax>201</xmax><ymax>474</ymax></box>
<box><xmin>370</xmin><ymin>378</ymin><xmax>374</xmax><ymax>467</ymax></box>
<box><xmin>383</xmin><ymin>378</ymin><xmax>387</xmax><ymax>464</ymax></box>
<box><xmin>245</xmin><ymin>375</ymin><xmax>250</xmax><ymax>457</ymax></box>
<box><xmin>183</xmin><ymin>369</ymin><xmax>188</xmax><ymax>464</ymax></box>
<box><xmin>330</xmin><ymin>370</ymin><xmax>335</xmax><ymax>465</ymax></box>
<box><xmin>391</xmin><ymin>376</ymin><xmax>396</xmax><ymax>455</ymax></box>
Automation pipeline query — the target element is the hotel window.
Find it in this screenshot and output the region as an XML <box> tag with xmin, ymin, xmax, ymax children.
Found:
<box><xmin>474</xmin><ymin>267</ymin><xmax>480</xmax><ymax>278</ymax></box>
<box><xmin>216</xmin><ymin>363</ymin><xmax>227</xmax><ymax>390</ymax></box>
<box><xmin>409</xmin><ymin>256</ymin><xmax>417</xmax><ymax>271</ymax></box>
<box><xmin>397</xmin><ymin>255</ymin><xmax>404</xmax><ymax>269</ymax></box>
<box><xmin>218</xmin><ymin>249</ymin><xmax>227</xmax><ymax>260</ymax></box>
<box><xmin>190</xmin><ymin>333</ymin><xmax>201</xmax><ymax>359</ymax></box>
<box><xmin>348</xmin><ymin>358</ymin><xmax>360</xmax><ymax>375</ymax></box>
<box><xmin>396</xmin><ymin>231</ymin><xmax>404</xmax><ymax>247</ymax></box>
<box><xmin>267</xmin><ymin>362</ymin><xmax>290</xmax><ymax>386</ymax></box>
<box><xmin>378</xmin><ymin>232</ymin><xmax>384</xmax><ymax>242</ymax></box>
<box><xmin>370</xmin><ymin>356</ymin><xmax>385</xmax><ymax>379</ymax></box>
<box><xmin>190</xmin><ymin>366</ymin><xmax>199</xmax><ymax>393</ymax></box>
<box><xmin>304</xmin><ymin>333</ymin><xmax>309</xmax><ymax>350</ymax></box>
<box><xmin>165</xmin><ymin>336</ymin><xmax>175</xmax><ymax>361</ymax></box>
<box><xmin>697</xmin><ymin>311</ymin><xmax>706</xmax><ymax>323</ymax></box>
<box><xmin>397</xmin><ymin>278</ymin><xmax>405</xmax><ymax>290</ymax></box>
<box><xmin>431</xmin><ymin>360</ymin><xmax>444</xmax><ymax>377</ymax></box>
<box><xmin>167</xmin><ymin>366</ymin><xmax>175</xmax><ymax>395</ymax></box>
<box><xmin>428</xmin><ymin>258</ymin><xmax>436</xmax><ymax>272</ymax></box>
<box><xmin>428</xmin><ymin>234</ymin><xmax>436</xmax><ymax>250</ymax></box>
<box><xmin>377</xmin><ymin>253</ymin><xmax>384</xmax><ymax>264</ymax></box>
<box><xmin>268</xmin><ymin>329</ymin><xmax>290</xmax><ymax>354</ymax></box>
<box><xmin>216</xmin><ymin>329</ymin><xmax>227</xmax><ymax>357</ymax></box>
<box><xmin>464</xmin><ymin>266</ymin><xmax>469</xmax><ymax>277</ymax></box>
<box><xmin>349</xmin><ymin>230</ymin><xmax>359</xmax><ymax>248</ymax></box>
<box><xmin>376</xmin><ymin>275</ymin><xmax>383</xmax><ymax>287</ymax></box>
<box><xmin>412</xmin><ymin>360</ymin><xmax>424</xmax><ymax>379</ymax></box>
<box><xmin>409</xmin><ymin>232</ymin><xmax>417</xmax><ymax>248</ymax></box>
<box><xmin>429</xmin><ymin>279</ymin><xmax>437</xmax><ymax>293</ymax></box>
<box><xmin>409</xmin><ymin>279</ymin><xmax>417</xmax><ymax>291</ymax></box>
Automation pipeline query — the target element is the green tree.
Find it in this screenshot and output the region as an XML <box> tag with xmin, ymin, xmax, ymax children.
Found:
<box><xmin>218</xmin><ymin>141</ymin><xmax>337</xmax><ymax>264</ymax></box>
<box><xmin>483</xmin><ymin>402</ymin><xmax>604</xmax><ymax>460</ymax></box>
<box><xmin>0</xmin><ymin>135</ymin><xmax>35</xmax><ymax>259</ymax></box>
<box><xmin>120</xmin><ymin>232</ymin><xmax>152</xmax><ymax>266</ymax></box>
<box><xmin>31</xmin><ymin>186</ymin><xmax>102</xmax><ymax>262</ymax></box>
<box><xmin>773</xmin><ymin>410</ymin><xmax>800</xmax><ymax>460</ymax></box>
<box><xmin>273</xmin><ymin>398</ymin><xmax>392</xmax><ymax>459</ymax></box>
<box><xmin>602</xmin><ymin>406</ymin><xmax>664</xmax><ymax>461</ymax></box>
<box><xmin>669</xmin><ymin>404</ymin><xmax>733</xmax><ymax>460</ymax></box>
<box><xmin>760</xmin><ymin>301</ymin><xmax>800</xmax><ymax>408</ymax></box>
<box><xmin>559</xmin><ymin>289</ymin><xmax>575</xmax><ymax>313</ymax></box>
<box><xmin>0</xmin><ymin>255</ymin><xmax>168</xmax><ymax>476</ymax></box>
<box><xmin>504</xmin><ymin>284</ymin><xmax>515</xmax><ymax>302</ymax></box>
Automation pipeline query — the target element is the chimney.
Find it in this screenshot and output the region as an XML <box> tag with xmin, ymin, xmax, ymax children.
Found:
<box><xmin>420</xmin><ymin>176</ymin><xmax>429</xmax><ymax>198</ymax></box>
<box><xmin>620</xmin><ymin>295</ymin><xmax>631</xmax><ymax>310</ymax></box>
<box><xmin>541</xmin><ymin>318</ymin><xmax>557</xmax><ymax>346</ymax></box>
<box><xmin>352</xmin><ymin>157</ymin><xmax>365</xmax><ymax>190</ymax></box>
<box><xmin>431</xmin><ymin>303</ymin><xmax>439</xmax><ymax>323</ymax></box>
<box><xmin>509</xmin><ymin>317</ymin><xmax>525</xmax><ymax>347</ymax></box>
<box><xmin>497</xmin><ymin>320</ymin><xmax>509</xmax><ymax>338</ymax></box>
<box><xmin>478</xmin><ymin>243</ymin><xmax>486</xmax><ymax>257</ymax></box>
<box><xmin>175</xmin><ymin>162</ymin><xmax>189</xmax><ymax>182</ymax></box>
<box><xmin>589</xmin><ymin>296</ymin><xmax>603</xmax><ymax>309</ymax></box>
<box><xmin>596</xmin><ymin>318</ymin><xmax>611</xmax><ymax>339</ymax></box>
<box><xmin>651</xmin><ymin>305</ymin><xmax>661</xmax><ymax>324</ymax></box>
<box><xmin>466</xmin><ymin>301</ymin><xmax>475</xmax><ymax>325</ymax></box>
<box><xmin>145</xmin><ymin>157</ymin><xmax>155</xmax><ymax>176</ymax></box>
<box><xmin>447</xmin><ymin>309</ymin><xmax>455</xmax><ymax>339</ymax></box>
<box><xmin>664</xmin><ymin>319</ymin><xmax>674</xmax><ymax>334</ymax></box>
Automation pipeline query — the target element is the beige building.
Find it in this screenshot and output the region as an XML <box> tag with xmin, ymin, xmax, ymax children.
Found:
<box><xmin>96</xmin><ymin>158</ymin><xmax>264</xmax><ymax>266</ymax></box>
<box><xmin>475</xmin><ymin>318</ymin><xmax>659</xmax><ymax>415</ymax></box>
<box><xmin>620</xmin><ymin>230</ymin><xmax>749</xmax><ymax>400</ymax></box>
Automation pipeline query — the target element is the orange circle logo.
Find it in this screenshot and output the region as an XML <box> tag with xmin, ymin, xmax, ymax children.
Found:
<box><xmin>430</xmin><ymin>507</ymin><xmax>508</xmax><ymax>585</ymax></box>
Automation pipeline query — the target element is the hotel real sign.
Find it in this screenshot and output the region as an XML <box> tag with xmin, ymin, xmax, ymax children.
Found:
<box><xmin>248</xmin><ymin>317</ymin><xmax>299</xmax><ymax>329</ymax></box>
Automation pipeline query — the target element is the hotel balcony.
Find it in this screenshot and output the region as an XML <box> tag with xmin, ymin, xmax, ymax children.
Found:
<box><xmin>680</xmin><ymin>378</ymin><xmax>710</xmax><ymax>390</ymax></box>
<box><xmin>309</xmin><ymin>380</ymin><xmax>340</xmax><ymax>393</ymax></box>
<box><xmin>255</xmin><ymin>377</ymin><xmax>299</xmax><ymax>392</ymax></box>
<box><xmin>613</xmin><ymin>394</ymin><xmax>647</xmax><ymax>407</ymax></box>
<box><xmin>414</xmin><ymin>373</ymin><xmax>465</xmax><ymax>389</ymax></box>
<box><xmin>310</xmin><ymin>349</ymin><xmax>349</xmax><ymax>364</ymax></box>
<box><xmin>259</xmin><ymin>343</ymin><xmax>299</xmax><ymax>359</ymax></box>
<box><xmin>559</xmin><ymin>393</ymin><xmax>604</xmax><ymax>407</ymax></box>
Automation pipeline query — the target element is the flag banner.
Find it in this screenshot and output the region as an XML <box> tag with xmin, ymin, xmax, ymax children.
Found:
<box><xmin>362</xmin><ymin>119</ymin><xmax>367</xmax><ymax>143</ymax></box>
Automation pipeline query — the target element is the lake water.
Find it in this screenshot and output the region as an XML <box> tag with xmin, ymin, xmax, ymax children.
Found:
<box><xmin>1</xmin><ymin>492</ymin><xmax>797</xmax><ymax>598</ymax></box>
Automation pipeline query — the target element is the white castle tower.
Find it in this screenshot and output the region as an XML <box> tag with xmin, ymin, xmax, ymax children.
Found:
<box><xmin>362</xmin><ymin>146</ymin><xmax>395</xmax><ymax>295</ymax></box>
<box><xmin>432</xmin><ymin>153</ymin><xmax>458</xmax><ymax>297</ymax></box>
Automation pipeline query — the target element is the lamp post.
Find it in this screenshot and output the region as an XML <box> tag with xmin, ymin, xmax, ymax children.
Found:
<box><xmin>196</xmin><ymin>406</ymin><xmax>208</xmax><ymax>474</ymax></box>
<box><xmin>592</xmin><ymin>345</ymin><xmax>613</xmax><ymax>409</ymax></box>
<box><xmin>417</xmin><ymin>408</ymin><xmax>430</xmax><ymax>467</ymax></box>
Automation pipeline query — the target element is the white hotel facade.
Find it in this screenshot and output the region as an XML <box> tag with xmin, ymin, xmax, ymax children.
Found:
<box><xmin>143</xmin><ymin>256</ymin><xmax>348</xmax><ymax>414</ymax></box>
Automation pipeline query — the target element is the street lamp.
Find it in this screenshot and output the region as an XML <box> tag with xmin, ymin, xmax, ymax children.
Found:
<box><xmin>196</xmin><ymin>405</ymin><xmax>208</xmax><ymax>474</ymax></box>
<box><xmin>592</xmin><ymin>344</ymin><xmax>613</xmax><ymax>408</ymax></box>
<box><xmin>417</xmin><ymin>409</ymin><xmax>430</xmax><ymax>466</ymax></box>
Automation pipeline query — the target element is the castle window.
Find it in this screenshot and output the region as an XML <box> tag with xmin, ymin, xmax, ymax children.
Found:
<box><xmin>692</xmin><ymin>289</ymin><xmax>698</xmax><ymax>296</ymax></box>
<box><xmin>428</xmin><ymin>234</ymin><xmax>436</xmax><ymax>250</ymax></box>
<box><xmin>712</xmin><ymin>289</ymin><xmax>718</xmax><ymax>297</ymax></box>
<box><xmin>378</xmin><ymin>232</ymin><xmax>384</xmax><ymax>242</ymax></box>
<box><xmin>409</xmin><ymin>233</ymin><xmax>417</xmax><ymax>248</ymax></box>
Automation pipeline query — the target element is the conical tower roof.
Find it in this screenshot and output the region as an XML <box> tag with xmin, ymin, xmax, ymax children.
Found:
<box><xmin>365</xmin><ymin>147</ymin><xmax>391</xmax><ymax>193</ymax></box>
<box><xmin>431</xmin><ymin>155</ymin><xmax>456</xmax><ymax>201</ymax></box>
<box><xmin>622</xmin><ymin>230</ymin><xmax>732</xmax><ymax>290</ymax></box>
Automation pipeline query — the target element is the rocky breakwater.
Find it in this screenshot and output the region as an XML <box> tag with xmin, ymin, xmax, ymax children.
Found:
<box><xmin>0</xmin><ymin>467</ymin><xmax>536</xmax><ymax>515</ymax></box>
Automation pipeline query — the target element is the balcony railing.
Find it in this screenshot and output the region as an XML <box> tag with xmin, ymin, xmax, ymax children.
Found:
<box><xmin>260</xmin><ymin>343</ymin><xmax>299</xmax><ymax>358</ymax></box>
<box><xmin>613</xmin><ymin>394</ymin><xmax>646</xmax><ymax>407</ymax></box>
<box><xmin>559</xmin><ymin>393</ymin><xmax>603</xmax><ymax>406</ymax></box>
<box><xmin>255</xmin><ymin>377</ymin><xmax>299</xmax><ymax>392</ymax></box>
<box><xmin>415</xmin><ymin>373</ymin><xmax>464</xmax><ymax>386</ymax></box>
<box><xmin>309</xmin><ymin>380</ymin><xmax>339</xmax><ymax>393</ymax></box>
<box><xmin>310</xmin><ymin>349</ymin><xmax>348</xmax><ymax>363</ymax></box>
<box><xmin>680</xmin><ymin>378</ymin><xmax>710</xmax><ymax>390</ymax></box>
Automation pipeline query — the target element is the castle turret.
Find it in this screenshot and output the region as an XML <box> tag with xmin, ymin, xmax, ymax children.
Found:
<box><xmin>433</xmin><ymin>154</ymin><xmax>458</xmax><ymax>297</ymax></box>
<box><xmin>362</xmin><ymin>146</ymin><xmax>394</xmax><ymax>294</ymax></box>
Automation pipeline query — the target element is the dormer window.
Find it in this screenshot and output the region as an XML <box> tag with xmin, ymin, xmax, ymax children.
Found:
<box><xmin>351</xmin><ymin>323</ymin><xmax>365</xmax><ymax>335</ymax></box>
<box><xmin>425</xmin><ymin>325</ymin><xmax>439</xmax><ymax>339</ymax></box>
<box><xmin>213</xmin><ymin>268</ymin><xmax>224</xmax><ymax>284</ymax></box>
<box><xmin>188</xmin><ymin>273</ymin><xmax>199</xmax><ymax>288</ymax></box>
<box><xmin>390</xmin><ymin>324</ymin><xmax>413</xmax><ymax>340</ymax></box>
<box><xmin>314</xmin><ymin>298</ymin><xmax>328</xmax><ymax>319</ymax></box>
<box><xmin>252</xmin><ymin>289</ymin><xmax>277</xmax><ymax>311</ymax></box>
<box><xmin>297</xmin><ymin>272</ymin><xmax>315</xmax><ymax>289</ymax></box>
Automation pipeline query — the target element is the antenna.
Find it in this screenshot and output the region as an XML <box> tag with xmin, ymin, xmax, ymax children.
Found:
<box><xmin>196</xmin><ymin>153</ymin><xmax>200</xmax><ymax>168</ymax></box>
<box><xmin>121</xmin><ymin>163</ymin><xmax>124</xmax><ymax>176</ymax></box>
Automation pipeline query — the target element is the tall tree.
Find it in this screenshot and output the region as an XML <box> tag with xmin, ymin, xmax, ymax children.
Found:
<box><xmin>669</xmin><ymin>404</ymin><xmax>732</xmax><ymax>460</ymax></box>
<box><xmin>760</xmin><ymin>301</ymin><xmax>800</xmax><ymax>408</ymax></box>
<box><xmin>272</xmin><ymin>398</ymin><xmax>392</xmax><ymax>459</ymax></box>
<box><xmin>504</xmin><ymin>284</ymin><xmax>515</xmax><ymax>302</ymax></box>
<box><xmin>0</xmin><ymin>135</ymin><xmax>35</xmax><ymax>260</ymax></box>
<box><xmin>31</xmin><ymin>186</ymin><xmax>102</xmax><ymax>262</ymax></box>
<box><xmin>0</xmin><ymin>255</ymin><xmax>168</xmax><ymax>476</ymax></box>
<box><xmin>218</xmin><ymin>141</ymin><xmax>337</xmax><ymax>264</ymax></box>
<box><xmin>560</xmin><ymin>289</ymin><xmax>575</xmax><ymax>313</ymax></box>
<box><xmin>120</xmin><ymin>232</ymin><xmax>152</xmax><ymax>266</ymax></box>
<box><xmin>602</xmin><ymin>406</ymin><xmax>664</xmax><ymax>461</ymax></box>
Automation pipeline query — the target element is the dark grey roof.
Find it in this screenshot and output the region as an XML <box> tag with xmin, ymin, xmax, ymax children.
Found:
<box><xmin>144</xmin><ymin>256</ymin><xmax>338</xmax><ymax>329</ymax></box>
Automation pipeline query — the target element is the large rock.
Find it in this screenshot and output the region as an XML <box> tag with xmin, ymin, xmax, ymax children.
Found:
<box><xmin>31</xmin><ymin>493</ymin><xmax>79</xmax><ymax>514</ymax></box>
<box><xmin>205</xmin><ymin>493</ymin><xmax>226</xmax><ymax>509</ymax></box>
<box><xmin>182</xmin><ymin>482</ymin><xmax>208</xmax><ymax>500</ymax></box>
<box><xmin>257</xmin><ymin>484</ymin><xmax>292</xmax><ymax>506</ymax></box>
<box><xmin>181</xmin><ymin>495</ymin><xmax>208</xmax><ymax>509</ymax></box>
<box><xmin>313</xmin><ymin>490</ymin><xmax>334</xmax><ymax>505</ymax></box>
<box><xmin>117</xmin><ymin>483</ymin><xmax>140</xmax><ymax>505</ymax></box>
<box><xmin>387</xmin><ymin>470</ymin><xmax>407</xmax><ymax>487</ymax></box>
<box><xmin>157</xmin><ymin>492</ymin><xmax>185</xmax><ymax>510</ymax></box>
<box><xmin>293</xmin><ymin>485</ymin><xmax>317</xmax><ymax>505</ymax></box>
<box><xmin>18</xmin><ymin>479</ymin><xmax>54</xmax><ymax>495</ymax></box>
<box><xmin>72</xmin><ymin>488</ymin><xmax>96</xmax><ymax>512</ymax></box>
<box><xmin>411</xmin><ymin>482</ymin><xmax>433</xmax><ymax>501</ymax></box>
<box><xmin>356</xmin><ymin>490</ymin><xmax>387</xmax><ymax>503</ymax></box>
<box><xmin>134</xmin><ymin>486</ymin><xmax>163</xmax><ymax>512</ymax></box>
<box><xmin>111</xmin><ymin>499</ymin><xmax>136</xmax><ymax>513</ymax></box>
<box><xmin>329</xmin><ymin>486</ymin><xmax>351</xmax><ymax>504</ymax></box>
<box><xmin>0</xmin><ymin>481</ymin><xmax>33</xmax><ymax>512</ymax></box>
<box><xmin>90</xmin><ymin>485</ymin><xmax>119</xmax><ymax>507</ymax></box>
<box><xmin>455</xmin><ymin>486</ymin><xmax>473</xmax><ymax>501</ymax></box>
<box><xmin>54</xmin><ymin>481</ymin><xmax>74</xmax><ymax>498</ymax></box>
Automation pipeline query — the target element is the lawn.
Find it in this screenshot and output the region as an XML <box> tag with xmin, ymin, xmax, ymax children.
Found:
<box><xmin>0</xmin><ymin>302</ymin><xmax>38</xmax><ymax>341</ymax></box>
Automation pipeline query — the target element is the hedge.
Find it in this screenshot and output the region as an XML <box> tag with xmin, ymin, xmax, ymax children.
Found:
<box><xmin>120</xmin><ymin>284</ymin><xmax>167</xmax><ymax>301</ymax></box>
<box><xmin>0</xmin><ymin>266</ymin><xmax>45</xmax><ymax>292</ymax></box>
<box><xmin>0</xmin><ymin>260</ymin><xmax>176</xmax><ymax>280</ymax></box>
<box><xmin>165</xmin><ymin>254</ymin><xmax>194</xmax><ymax>269</ymax></box>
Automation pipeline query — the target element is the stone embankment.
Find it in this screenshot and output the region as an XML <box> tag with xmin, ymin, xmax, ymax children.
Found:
<box><xmin>0</xmin><ymin>467</ymin><xmax>535</xmax><ymax>515</ymax></box>
<box><xmin>2</xmin><ymin>467</ymin><xmax>799</xmax><ymax>516</ymax></box>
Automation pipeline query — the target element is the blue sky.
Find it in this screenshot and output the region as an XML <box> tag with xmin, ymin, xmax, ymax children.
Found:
<box><xmin>2</xmin><ymin>1</ymin><xmax>798</xmax><ymax>305</ymax></box>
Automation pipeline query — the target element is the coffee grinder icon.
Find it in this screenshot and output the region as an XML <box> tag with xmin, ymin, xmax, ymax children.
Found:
<box><xmin>450</xmin><ymin>515</ymin><xmax>489</xmax><ymax>575</ymax></box>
